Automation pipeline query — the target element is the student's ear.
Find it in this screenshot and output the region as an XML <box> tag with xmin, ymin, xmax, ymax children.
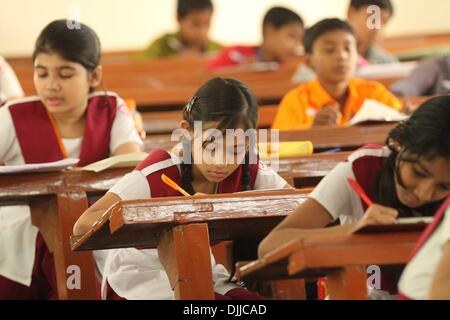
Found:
<box><xmin>347</xmin><ymin>6</ymin><xmax>356</xmax><ymax>20</ymax></box>
<box><xmin>262</xmin><ymin>24</ymin><xmax>276</xmax><ymax>40</ymax></box>
<box><xmin>88</xmin><ymin>66</ymin><xmax>103</xmax><ymax>88</ymax></box>
<box><xmin>180</xmin><ymin>120</ymin><xmax>191</xmax><ymax>131</ymax></box>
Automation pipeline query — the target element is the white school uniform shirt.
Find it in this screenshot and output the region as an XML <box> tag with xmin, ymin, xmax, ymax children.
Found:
<box><xmin>100</xmin><ymin>154</ymin><xmax>288</xmax><ymax>300</ymax></box>
<box><xmin>309</xmin><ymin>146</ymin><xmax>398</xmax><ymax>299</ymax></box>
<box><xmin>0</xmin><ymin>56</ymin><xmax>24</xmax><ymax>103</ymax></box>
<box><xmin>398</xmin><ymin>206</ymin><xmax>450</xmax><ymax>299</ymax></box>
<box><xmin>0</xmin><ymin>92</ymin><xmax>143</xmax><ymax>286</ymax></box>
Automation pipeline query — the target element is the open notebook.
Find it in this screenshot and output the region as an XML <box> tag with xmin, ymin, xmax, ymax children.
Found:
<box><xmin>0</xmin><ymin>158</ymin><xmax>79</xmax><ymax>174</ymax></box>
<box><xmin>351</xmin><ymin>216</ymin><xmax>433</xmax><ymax>234</ymax></box>
<box><xmin>349</xmin><ymin>99</ymin><xmax>409</xmax><ymax>126</ymax></box>
<box><xmin>81</xmin><ymin>152</ymin><xmax>149</xmax><ymax>172</ymax></box>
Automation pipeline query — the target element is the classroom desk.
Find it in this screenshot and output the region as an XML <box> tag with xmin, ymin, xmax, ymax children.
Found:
<box><xmin>237</xmin><ymin>231</ymin><xmax>421</xmax><ymax>300</ymax></box>
<box><xmin>0</xmin><ymin>167</ymin><xmax>131</xmax><ymax>299</ymax></box>
<box><xmin>71</xmin><ymin>190</ymin><xmax>309</xmax><ymax>299</ymax></box>
<box><xmin>143</xmin><ymin>123</ymin><xmax>396</xmax><ymax>153</ymax></box>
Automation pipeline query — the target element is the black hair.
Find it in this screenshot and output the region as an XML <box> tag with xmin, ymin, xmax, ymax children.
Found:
<box><xmin>177</xmin><ymin>0</ymin><xmax>213</xmax><ymax>19</ymax></box>
<box><xmin>374</xmin><ymin>96</ymin><xmax>450</xmax><ymax>217</ymax></box>
<box><xmin>262</xmin><ymin>6</ymin><xmax>304</xmax><ymax>30</ymax></box>
<box><xmin>303</xmin><ymin>18</ymin><xmax>355</xmax><ymax>54</ymax></box>
<box><xmin>33</xmin><ymin>19</ymin><xmax>101</xmax><ymax>72</ymax></box>
<box><xmin>180</xmin><ymin>77</ymin><xmax>258</xmax><ymax>195</ymax></box>
<box><xmin>350</xmin><ymin>0</ymin><xmax>394</xmax><ymax>15</ymax></box>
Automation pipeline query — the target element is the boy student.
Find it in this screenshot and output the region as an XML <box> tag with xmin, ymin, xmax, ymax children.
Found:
<box><xmin>390</xmin><ymin>55</ymin><xmax>450</xmax><ymax>97</ymax></box>
<box><xmin>347</xmin><ymin>0</ymin><xmax>397</xmax><ymax>65</ymax></box>
<box><xmin>272</xmin><ymin>18</ymin><xmax>401</xmax><ymax>131</ymax></box>
<box><xmin>207</xmin><ymin>7</ymin><xmax>304</xmax><ymax>69</ymax></box>
<box><xmin>138</xmin><ymin>0</ymin><xmax>222</xmax><ymax>59</ymax></box>
<box><xmin>292</xmin><ymin>0</ymin><xmax>397</xmax><ymax>83</ymax></box>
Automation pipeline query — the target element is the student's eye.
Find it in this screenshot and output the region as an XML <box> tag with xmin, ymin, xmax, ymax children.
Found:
<box><xmin>324</xmin><ymin>48</ymin><xmax>334</xmax><ymax>54</ymax></box>
<box><xmin>59</xmin><ymin>72</ymin><xmax>74</xmax><ymax>79</ymax></box>
<box><xmin>438</xmin><ymin>184</ymin><xmax>450</xmax><ymax>191</ymax></box>
<box><xmin>36</xmin><ymin>72</ymin><xmax>47</xmax><ymax>78</ymax></box>
<box><xmin>412</xmin><ymin>167</ymin><xmax>427</xmax><ymax>178</ymax></box>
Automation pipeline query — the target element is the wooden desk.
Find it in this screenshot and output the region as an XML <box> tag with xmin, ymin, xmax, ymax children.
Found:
<box><xmin>0</xmin><ymin>167</ymin><xmax>132</xmax><ymax>299</ymax></box>
<box><xmin>71</xmin><ymin>190</ymin><xmax>309</xmax><ymax>299</ymax></box>
<box><xmin>237</xmin><ymin>231</ymin><xmax>421</xmax><ymax>299</ymax></box>
<box><xmin>143</xmin><ymin>123</ymin><xmax>396</xmax><ymax>153</ymax></box>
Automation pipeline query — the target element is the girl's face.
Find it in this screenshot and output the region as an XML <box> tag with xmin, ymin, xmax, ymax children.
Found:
<box><xmin>34</xmin><ymin>52</ymin><xmax>102</xmax><ymax>116</ymax></box>
<box><xmin>187</xmin><ymin>121</ymin><xmax>250</xmax><ymax>183</ymax></box>
<box><xmin>395</xmin><ymin>153</ymin><xmax>450</xmax><ymax>208</ymax></box>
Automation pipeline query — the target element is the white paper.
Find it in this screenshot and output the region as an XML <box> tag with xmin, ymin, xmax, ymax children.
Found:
<box><xmin>357</xmin><ymin>61</ymin><xmax>418</xmax><ymax>79</ymax></box>
<box><xmin>396</xmin><ymin>217</ymin><xmax>433</xmax><ymax>224</ymax></box>
<box><xmin>0</xmin><ymin>158</ymin><xmax>79</xmax><ymax>174</ymax></box>
<box><xmin>81</xmin><ymin>152</ymin><xmax>149</xmax><ymax>172</ymax></box>
<box><xmin>349</xmin><ymin>99</ymin><xmax>409</xmax><ymax>125</ymax></box>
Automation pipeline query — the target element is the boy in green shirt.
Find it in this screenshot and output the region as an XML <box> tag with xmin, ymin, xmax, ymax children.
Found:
<box><xmin>139</xmin><ymin>0</ymin><xmax>222</xmax><ymax>59</ymax></box>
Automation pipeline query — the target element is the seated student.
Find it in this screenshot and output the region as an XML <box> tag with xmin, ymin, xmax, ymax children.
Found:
<box><xmin>73</xmin><ymin>77</ymin><xmax>291</xmax><ymax>300</ymax></box>
<box><xmin>272</xmin><ymin>18</ymin><xmax>402</xmax><ymax>131</ymax></box>
<box><xmin>261</xmin><ymin>96</ymin><xmax>450</xmax><ymax>299</ymax></box>
<box><xmin>0</xmin><ymin>20</ymin><xmax>142</xmax><ymax>299</ymax></box>
<box><xmin>138</xmin><ymin>0</ymin><xmax>222</xmax><ymax>59</ymax></box>
<box><xmin>293</xmin><ymin>0</ymin><xmax>397</xmax><ymax>83</ymax></box>
<box><xmin>399</xmin><ymin>196</ymin><xmax>450</xmax><ymax>300</ymax></box>
<box><xmin>207</xmin><ymin>7</ymin><xmax>304</xmax><ymax>69</ymax></box>
<box><xmin>0</xmin><ymin>56</ymin><xmax>24</xmax><ymax>104</ymax></box>
<box><xmin>347</xmin><ymin>0</ymin><xmax>397</xmax><ymax>65</ymax></box>
<box><xmin>390</xmin><ymin>55</ymin><xmax>450</xmax><ymax>97</ymax></box>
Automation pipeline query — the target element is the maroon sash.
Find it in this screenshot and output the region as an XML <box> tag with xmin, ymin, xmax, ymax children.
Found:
<box><xmin>135</xmin><ymin>149</ymin><xmax>259</xmax><ymax>198</ymax></box>
<box><xmin>9</xmin><ymin>94</ymin><xmax>117</xmax><ymax>166</ymax></box>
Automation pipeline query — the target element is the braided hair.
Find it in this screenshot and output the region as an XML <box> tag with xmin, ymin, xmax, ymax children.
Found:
<box><xmin>180</xmin><ymin>77</ymin><xmax>258</xmax><ymax>194</ymax></box>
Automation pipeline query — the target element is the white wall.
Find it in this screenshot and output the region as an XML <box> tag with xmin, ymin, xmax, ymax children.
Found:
<box><xmin>1</xmin><ymin>0</ymin><xmax>450</xmax><ymax>57</ymax></box>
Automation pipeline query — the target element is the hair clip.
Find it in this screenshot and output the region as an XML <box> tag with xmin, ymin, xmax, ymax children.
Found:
<box><xmin>186</xmin><ymin>96</ymin><xmax>197</xmax><ymax>114</ymax></box>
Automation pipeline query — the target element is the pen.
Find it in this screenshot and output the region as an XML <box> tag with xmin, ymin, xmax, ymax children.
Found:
<box><xmin>161</xmin><ymin>174</ymin><xmax>191</xmax><ymax>197</ymax></box>
<box><xmin>347</xmin><ymin>178</ymin><xmax>374</xmax><ymax>207</ymax></box>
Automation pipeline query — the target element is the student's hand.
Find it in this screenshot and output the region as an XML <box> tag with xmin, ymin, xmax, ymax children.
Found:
<box><xmin>400</xmin><ymin>99</ymin><xmax>417</xmax><ymax>115</ymax></box>
<box><xmin>354</xmin><ymin>204</ymin><xmax>398</xmax><ymax>230</ymax></box>
<box><xmin>313</xmin><ymin>104</ymin><xmax>342</xmax><ymax>127</ymax></box>
<box><xmin>193</xmin><ymin>192</ymin><xmax>207</xmax><ymax>197</ymax></box>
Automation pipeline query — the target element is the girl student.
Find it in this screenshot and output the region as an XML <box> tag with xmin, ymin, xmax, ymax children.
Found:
<box><xmin>259</xmin><ymin>95</ymin><xmax>450</xmax><ymax>299</ymax></box>
<box><xmin>73</xmin><ymin>77</ymin><xmax>291</xmax><ymax>299</ymax></box>
<box><xmin>0</xmin><ymin>19</ymin><xmax>142</xmax><ymax>299</ymax></box>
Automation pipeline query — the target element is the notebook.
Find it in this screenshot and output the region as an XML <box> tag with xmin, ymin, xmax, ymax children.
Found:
<box><xmin>351</xmin><ymin>216</ymin><xmax>432</xmax><ymax>234</ymax></box>
<box><xmin>81</xmin><ymin>152</ymin><xmax>149</xmax><ymax>172</ymax></box>
<box><xmin>0</xmin><ymin>158</ymin><xmax>79</xmax><ymax>174</ymax></box>
<box><xmin>349</xmin><ymin>99</ymin><xmax>409</xmax><ymax>126</ymax></box>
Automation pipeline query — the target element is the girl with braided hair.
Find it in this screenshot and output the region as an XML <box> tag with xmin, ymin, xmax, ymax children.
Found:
<box><xmin>74</xmin><ymin>77</ymin><xmax>290</xmax><ymax>299</ymax></box>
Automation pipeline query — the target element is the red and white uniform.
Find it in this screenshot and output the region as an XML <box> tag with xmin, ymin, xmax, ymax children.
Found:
<box><xmin>0</xmin><ymin>56</ymin><xmax>24</xmax><ymax>103</ymax></box>
<box><xmin>207</xmin><ymin>46</ymin><xmax>259</xmax><ymax>69</ymax></box>
<box><xmin>0</xmin><ymin>92</ymin><xmax>142</xmax><ymax>299</ymax></box>
<box><xmin>309</xmin><ymin>145</ymin><xmax>399</xmax><ymax>299</ymax></box>
<box><xmin>398</xmin><ymin>197</ymin><xmax>450</xmax><ymax>300</ymax></box>
<box><xmin>100</xmin><ymin>149</ymin><xmax>288</xmax><ymax>299</ymax></box>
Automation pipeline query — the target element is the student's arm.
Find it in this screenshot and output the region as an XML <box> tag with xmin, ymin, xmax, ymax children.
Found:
<box><xmin>110</xmin><ymin>99</ymin><xmax>143</xmax><ymax>156</ymax></box>
<box><xmin>0</xmin><ymin>57</ymin><xmax>24</xmax><ymax>100</ymax></box>
<box><xmin>428</xmin><ymin>241</ymin><xmax>450</xmax><ymax>299</ymax></box>
<box><xmin>258</xmin><ymin>161</ymin><xmax>398</xmax><ymax>257</ymax></box>
<box><xmin>390</xmin><ymin>58</ymin><xmax>441</xmax><ymax>97</ymax></box>
<box><xmin>73</xmin><ymin>192</ymin><xmax>121</xmax><ymax>236</ymax></box>
<box><xmin>258</xmin><ymin>199</ymin><xmax>398</xmax><ymax>257</ymax></box>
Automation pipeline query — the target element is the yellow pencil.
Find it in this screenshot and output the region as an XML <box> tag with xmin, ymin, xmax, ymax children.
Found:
<box><xmin>161</xmin><ymin>174</ymin><xmax>191</xmax><ymax>197</ymax></box>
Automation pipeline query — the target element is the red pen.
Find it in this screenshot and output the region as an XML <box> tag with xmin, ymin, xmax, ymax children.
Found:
<box><xmin>347</xmin><ymin>178</ymin><xmax>374</xmax><ymax>207</ymax></box>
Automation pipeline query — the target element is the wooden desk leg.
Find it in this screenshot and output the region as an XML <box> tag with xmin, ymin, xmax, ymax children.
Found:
<box><xmin>327</xmin><ymin>266</ymin><xmax>368</xmax><ymax>300</ymax></box>
<box><xmin>54</xmin><ymin>192</ymin><xmax>97</xmax><ymax>300</ymax></box>
<box><xmin>158</xmin><ymin>223</ymin><xmax>215</xmax><ymax>300</ymax></box>
<box><xmin>271</xmin><ymin>279</ymin><xmax>307</xmax><ymax>300</ymax></box>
